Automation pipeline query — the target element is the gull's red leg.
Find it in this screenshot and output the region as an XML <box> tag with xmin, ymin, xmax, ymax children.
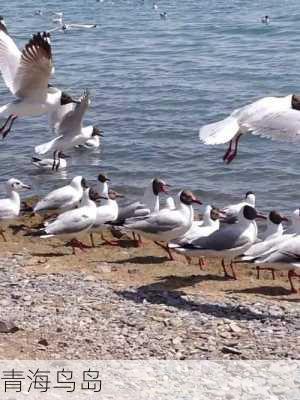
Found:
<box><xmin>154</xmin><ymin>241</ymin><xmax>174</xmax><ymax>261</ymax></box>
<box><xmin>222</xmin><ymin>140</ymin><xmax>233</xmax><ymax>161</ymax></box>
<box><xmin>225</xmin><ymin>134</ymin><xmax>243</xmax><ymax>164</ymax></box>
<box><xmin>288</xmin><ymin>270</ymin><xmax>299</xmax><ymax>293</ymax></box>
<box><xmin>256</xmin><ymin>266</ymin><xmax>261</xmax><ymax>280</ymax></box>
<box><xmin>1</xmin><ymin>114</ymin><xmax>18</xmax><ymax>138</ymax></box>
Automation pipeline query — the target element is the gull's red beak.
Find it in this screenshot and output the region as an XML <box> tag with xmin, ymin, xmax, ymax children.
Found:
<box><xmin>161</xmin><ymin>183</ymin><xmax>171</xmax><ymax>193</ymax></box>
<box><xmin>256</xmin><ymin>212</ymin><xmax>267</xmax><ymax>220</ymax></box>
<box><xmin>192</xmin><ymin>197</ymin><xmax>202</xmax><ymax>205</ymax></box>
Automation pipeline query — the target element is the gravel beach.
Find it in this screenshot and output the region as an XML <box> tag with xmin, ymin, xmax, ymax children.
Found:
<box><xmin>0</xmin><ymin>212</ymin><xmax>299</xmax><ymax>360</ymax></box>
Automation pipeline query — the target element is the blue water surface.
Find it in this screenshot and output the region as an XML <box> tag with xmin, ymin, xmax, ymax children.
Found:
<box><xmin>0</xmin><ymin>0</ymin><xmax>299</xmax><ymax>212</ymax></box>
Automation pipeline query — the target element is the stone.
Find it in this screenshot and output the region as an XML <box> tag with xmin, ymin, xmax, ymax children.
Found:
<box><xmin>229</xmin><ymin>323</ymin><xmax>243</xmax><ymax>334</ymax></box>
<box><xmin>0</xmin><ymin>320</ymin><xmax>19</xmax><ymax>334</ymax></box>
<box><xmin>38</xmin><ymin>338</ymin><xmax>49</xmax><ymax>347</ymax></box>
<box><xmin>221</xmin><ymin>346</ymin><xmax>242</xmax><ymax>355</ymax></box>
<box><xmin>94</xmin><ymin>264</ymin><xmax>112</xmax><ymax>273</ymax></box>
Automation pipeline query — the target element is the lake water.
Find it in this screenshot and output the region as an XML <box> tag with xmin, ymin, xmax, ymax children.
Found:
<box><xmin>0</xmin><ymin>0</ymin><xmax>300</xmax><ymax>213</ymax></box>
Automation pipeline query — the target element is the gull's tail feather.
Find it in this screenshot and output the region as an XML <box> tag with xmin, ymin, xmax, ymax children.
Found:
<box><xmin>199</xmin><ymin>116</ymin><xmax>240</xmax><ymax>145</ymax></box>
<box><xmin>35</xmin><ymin>136</ymin><xmax>61</xmax><ymax>155</ymax></box>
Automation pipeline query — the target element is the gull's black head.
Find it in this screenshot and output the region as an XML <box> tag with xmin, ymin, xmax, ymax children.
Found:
<box><xmin>81</xmin><ymin>178</ymin><xmax>89</xmax><ymax>189</ymax></box>
<box><xmin>152</xmin><ymin>178</ymin><xmax>170</xmax><ymax>196</ymax></box>
<box><xmin>98</xmin><ymin>174</ymin><xmax>110</xmax><ymax>183</ymax></box>
<box><xmin>243</xmin><ymin>205</ymin><xmax>266</xmax><ymax>221</ymax></box>
<box><xmin>269</xmin><ymin>210</ymin><xmax>288</xmax><ymax>224</ymax></box>
<box><xmin>245</xmin><ymin>191</ymin><xmax>254</xmax><ymax>198</ymax></box>
<box><xmin>243</xmin><ymin>205</ymin><xmax>257</xmax><ymax>220</ymax></box>
<box><xmin>60</xmin><ymin>92</ymin><xmax>79</xmax><ymax>105</ymax></box>
<box><xmin>92</xmin><ymin>127</ymin><xmax>103</xmax><ymax>137</ymax></box>
<box><xmin>210</xmin><ymin>206</ymin><xmax>220</xmax><ymax>221</ymax></box>
<box><xmin>292</xmin><ymin>95</ymin><xmax>300</xmax><ymax>111</ymax></box>
<box><xmin>180</xmin><ymin>190</ymin><xmax>202</xmax><ymax>206</ymax></box>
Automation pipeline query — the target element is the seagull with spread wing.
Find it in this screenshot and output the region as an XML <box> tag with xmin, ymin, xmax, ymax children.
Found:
<box><xmin>35</xmin><ymin>90</ymin><xmax>103</xmax><ymax>169</ymax></box>
<box><xmin>0</xmin><ymin>23</ymin><xmax>79</xmax><ymax>138</ymax></box>
<box><xmin>199</xmin><ymin>94</ymin><xmax>300</xmax><ymax>163</ymax></box>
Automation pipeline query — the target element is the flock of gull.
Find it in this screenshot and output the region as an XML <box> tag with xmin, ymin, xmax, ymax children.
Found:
<box><xmin>0</xmin><ymin>10</ymin><xmax>300</xmax><ymax>294</ymax></box>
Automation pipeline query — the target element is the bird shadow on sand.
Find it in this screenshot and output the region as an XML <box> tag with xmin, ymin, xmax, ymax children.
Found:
<box><xmin>225</xmin><ymin>286</ymin><xmax>292</xmax><ymax>297</ymax></box>
<box><xmin>116</xmin><ymin>275</ymin><xmax>284</xmax><ymax>321</ymax></box>
<box><xmin>109</xmin><ymin>255</ymin><xmax>170</xmax><ymax>265</ymax></box>
<box><xmin>8</xmin><ymin>224</ymin><xmax>31</xmax><ymax>235</ymax></box>
<box><xmin>31</xmin><ymin>251</ymin><xmax>68</xmax><ymax>258</ymax></box>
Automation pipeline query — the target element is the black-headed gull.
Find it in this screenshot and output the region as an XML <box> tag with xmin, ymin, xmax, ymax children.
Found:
<box><xmin>261</xmin><ymin>15</ymin><xmax>270</xmax><ymax>24</ymax></box>
<box><xmin>96</xmin><ymin>173</ymin><xmax>110</xmax><ymax>197</ymax></box>
<box><xmin>263</xmin><ymin>210</ymin><xmax>288</xmax><ymax>241</ymax></box>
<box><xmin>28</xmin><ymin>183</ymin><xmax>97</xmax><ymax>254</ymax></box>
<box><xmin>115</xmin><ymin>177</ymin><xmax>170</xmax><ymax>245</ymax></box>
<box><xmin>169</xmin><ymin>205</ymin><xmax>222</xmax><ymax>266</ymax></box>
<box><xmin>0</xmin><ymin>28</ymin><xmax>79</xmax><ymax>138</ymax></box>
<box><xmin>49</xmin><ymin>12</ymin><xmax>97</xmax><ymax>33</ymax></box>
<box><xmin>221</xmin><ymin>191</ymin><xmax>255</xmax><ymax>223</ymax></box>
<box><xmin>90</xmin><ymin>190</ymin><xmax>124</xmax><ymax>247</ymax></box>
<box><xmin>124</xmin><ymin>190</ymin><xmax>202</xmax><ymax>259</ymax></box>
<box><xmin>116</xmin><ymin>178</ymin><xmax>170</xmax><ymax>223</ymax></box>
<box><xmin>236</xmin><ymin>210</ymin><xmax>289</xmax><ymax>279</ymax></box>
<box><xmin>77</xmin><ymin>135</ymin><xmax>101</xmax><ymax>149</ymax></box>
<box><xmin>239</xmin><ymin>235</ymin><xmax>300</xmax><ymax>293</ymax></box>
<box><xmin>172</xmin><ymin>205</ymin><xmax>266</xmax><ymax>279</ymax></box>
<box><xmin>34</xmin><ymin>176</ymin><xmax>85</xmax><ymax>213</ymax></box>
<box><xmin>35</xmin><ymin>90</ymin><xmax>103</xmax><ymax>168</ymax></box>
<box><xmin>31</xmin><ymin>153</ymin><xmax>70</xmax><ymax>171</ymax></box>
<box><xmin>199</xmin><ymin>94</ymin><xmax>300</xmax><ymax>163</ymax></box>
<box><xmin>0</xmin><ymin>178</ymin><xmax>31</xmax><ymax>241</ymax></box>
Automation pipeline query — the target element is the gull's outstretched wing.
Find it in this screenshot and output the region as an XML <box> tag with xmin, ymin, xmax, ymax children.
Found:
<box><xmin>57</xmin><ymin>90</ymin><xmax>90</xmax><ymax>136</ymax></box>
<box><xmin>0</xmin><ymin>27</ymin><xmax>21</xmax><ymax>94</ymax></box>
<box><xmin>14</xmin><ymin>32</ymin><xmax>53</xmax><ymax>100</ymax></box>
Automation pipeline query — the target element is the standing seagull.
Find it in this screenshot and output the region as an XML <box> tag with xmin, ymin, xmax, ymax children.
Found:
<box><xmin>240</xmin><ymin>236</ymin><xmax>300</xmax><ymax>293</ymax></box>
<box><xmin>115</xmin><ymin>177</ymin><xmax>170</xmax><ymax>245</ymax></box>
<box><xmin>221</xmin><ymin>191</ymin><xmax>255</xmax><ymax>223</ymax></box>
<box><xmin>236</xmin><ymin>210</ymin><xmax>289</xmax><ymax>279</ymax></box>
<box><xmin>169</xmin><ymin>205</ymin><xmax>222</xmax><ymax>266</ymax></box>
<box><xmin>172</xmin><ymin>205</ymin><xmax>266</xmax><ymax>279</ymax></box>
<box><xmin>124</xmin><ymin>190</ymin><xmax>202</xmax><ymax>259</ymax></box>
<box><xmin>0</xmin><ymin>178</ymin><xmax>31</xmax><ymax>241</ymax></box>
<box><xmin>89</xmin><ymin>190</ymin><xmax>124</xmax><ymax>247</ymax></box>
<box><xmin>199</xmin><ymin>94</ymin><xmax>300</xmax><ymax>163</ymax></box>
<box><xmin>27</xmin><ymin>184</ymin><xmax>97</xmax><ymax>254</ymax></box>
<box><xmin>34</xmin><ymin>90</ymin><xmax>103</xmax><ymax>168</ymax></box>
<box><xmin>0</xmin><ymin>27</ymin><xmax>78</xmax><ymax>137</ymax></box>
<box><xmin>34</xmin><ymin>176</ymin><xmax>85</xmax><ymax>214</ymax></box>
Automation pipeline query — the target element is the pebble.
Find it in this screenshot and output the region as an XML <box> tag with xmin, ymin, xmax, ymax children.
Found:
<box><xmin>221</xmin><ymin>346</ymin><xmax>242</xmax><ymax>355</ymax></box>
<box><xmin>0</xmin><ymin>320</ymin><xmax>19</xmax><ymax>334</ymax></box>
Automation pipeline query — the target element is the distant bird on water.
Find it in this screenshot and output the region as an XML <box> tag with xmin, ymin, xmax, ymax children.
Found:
<box><xmin>261</xmin><ymin>15</ymin><xmax>270</xmax><ymax>24</ymax></box>
<box><xmin>49</xmin><ymin>11</ymin><xmax>97</xmax><ymax>33</ymax></box>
